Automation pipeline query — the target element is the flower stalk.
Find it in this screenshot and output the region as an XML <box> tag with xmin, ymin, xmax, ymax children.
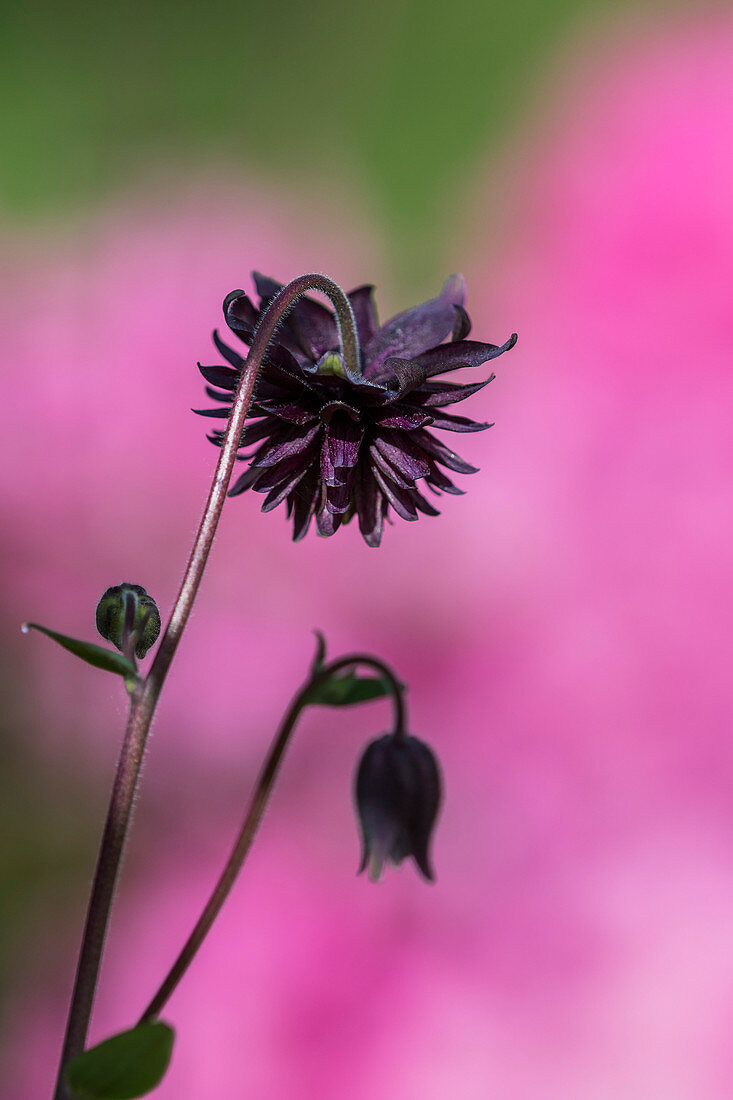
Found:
<box><xmin>53</xmin><ymin>274</ymin><xmax>360</xmax><ymax>1100</ymax></box>
<box><xmin>139</xmin><ymin>654</ymin><xmax>405</xmax><ymax>1024</ymax></box>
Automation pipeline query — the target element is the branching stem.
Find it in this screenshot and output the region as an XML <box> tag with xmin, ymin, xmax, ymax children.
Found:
<box><xmin>139</xmin><ymin>653</ymin><xmax>405</xmax><ymax>1023</ymax></box>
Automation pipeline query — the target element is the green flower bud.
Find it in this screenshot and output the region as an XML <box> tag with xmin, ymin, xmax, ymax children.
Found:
<box><xmin>95</xmin><ymin>584</ymin><xmax>161</xmax><ymax>660</ymax></box>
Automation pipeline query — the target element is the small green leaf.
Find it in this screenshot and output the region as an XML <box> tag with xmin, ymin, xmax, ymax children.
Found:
<box><xmin>22</xmin><ymin>623</ymin><xmax>138</xmax><ymax>679</ymax></box>
<box><xmin>65</xmin><ymin>1022</ymin><xmax>174</xmax><ymax>1100</ymax></box>
<box><xmin>307</xmin><ymin>671</ymin><xmax>401</xmax><ymax>707</ymax></box>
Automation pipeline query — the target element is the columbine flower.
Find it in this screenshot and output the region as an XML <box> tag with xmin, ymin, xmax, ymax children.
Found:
<box><xmin>196</xmin><ymin>273</ymin><xmax>516</xmax><ymax>546</ymax></box>
<box><xmin>355</xmin><ymin>733</ymin><xmax>442</xmax><ymax>882</ymax></box>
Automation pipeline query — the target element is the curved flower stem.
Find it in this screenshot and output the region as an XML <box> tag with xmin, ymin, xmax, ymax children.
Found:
<box><xmin>146</xmin><ymin>274</ymin><xmax>359</xmax><ymax>692</ymax></box>
<box><xmin>53</xmin><ymin>275</ymin><xmax>360</xmax><ymax>1100</ymax></box>
<box><xmin>138</xmin><ymin>654</ymin><xmax>405</xmax><ymax>1023</ymax></box>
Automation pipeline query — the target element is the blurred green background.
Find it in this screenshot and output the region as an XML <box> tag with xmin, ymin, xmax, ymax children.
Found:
<box><xmin>0</xmin><ymin>0</ymin><xmax>651</xmax><ymax>1052</ymax></box>
<box><xmin>0</xmin><ymin>0</ymin><xmax>636</xmax><ymax>289</ymax></box>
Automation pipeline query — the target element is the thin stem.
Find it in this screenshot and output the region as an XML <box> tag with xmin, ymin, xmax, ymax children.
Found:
<box><xmin>145</xmin><ymin>274</ymin><xmax>359</xmax><ymax>697</ymax></box>
<box><xmin>53</xmin><ymin>686</ymin><xmax>143</xmax><ymax>1100</ymax></box>
<box><xmin>53</xmin><ymin>274</ymin><xmax>359</xmax><ymax>1100</ymax></box>
<box><xmin>319</xmin><ymin>654</ymin><xmax>406</xmax><ymax>740</ymax></box>
<box><xmin>139</xmin><ymin>653</ymin><xmax>405</xmax><ymax>1022</ymax></box>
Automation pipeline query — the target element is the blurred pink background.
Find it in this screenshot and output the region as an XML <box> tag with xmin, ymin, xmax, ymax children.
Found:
<box><xmin>4</xmin><ymin>10</ymin><xmax>733</xmax><ymax>1098</ymax></box>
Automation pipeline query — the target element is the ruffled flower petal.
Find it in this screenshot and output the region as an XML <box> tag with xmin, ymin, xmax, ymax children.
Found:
<box><xmin>362</xmin><ymin>275</ymin><xmax>466</xmax><ymax>377</ymax></box>
<box><xmin>198</xmin><ymin>273</ymin><xmax>516</xmax><ymax>544</ymax></box>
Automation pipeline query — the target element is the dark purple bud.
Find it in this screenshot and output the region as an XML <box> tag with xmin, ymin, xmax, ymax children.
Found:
<box><xmin>355</xmin><ymin>733</ymin><xmax>442</xmax><ymax>883</ymax></box>
<box><xmin>95</xmin><ymin>584</ymin><xmax>161</xmax><ymax>660</ymax></box>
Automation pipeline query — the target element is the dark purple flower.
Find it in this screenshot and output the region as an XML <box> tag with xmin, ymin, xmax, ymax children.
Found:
<box><xmin>195</xmin><ymin>273</ymin><xmax>516</xmax><ymax>546</ymax></box>
<box><xmin>355</xmin><ymin>733</ymin><xmax>442</xmax><ymax>882</ymax></box>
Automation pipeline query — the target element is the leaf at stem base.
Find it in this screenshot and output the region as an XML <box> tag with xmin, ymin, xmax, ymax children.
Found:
<box><xmin>65</xmin><ymin>1021</ymin><xmax>175</xmax><ymax>1100</ymax></box>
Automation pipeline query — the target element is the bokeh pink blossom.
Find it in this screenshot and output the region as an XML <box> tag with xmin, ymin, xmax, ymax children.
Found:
<box><xmin>5</xmin><ymin>11</ymin><xmax>733</xmax><ymax>1098</ymax></box>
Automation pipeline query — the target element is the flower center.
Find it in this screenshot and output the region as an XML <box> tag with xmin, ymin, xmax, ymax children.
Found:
<box><xmin>316</xmin><ymin>351</ymin><xmax>348</xmax><ymax>378</ymax></box>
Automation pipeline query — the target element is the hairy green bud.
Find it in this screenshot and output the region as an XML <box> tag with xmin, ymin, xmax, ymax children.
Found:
<box><xmin>95</xmin><ymin>583</ymin><xmax>161</xmax><ymax>660</ymax></box>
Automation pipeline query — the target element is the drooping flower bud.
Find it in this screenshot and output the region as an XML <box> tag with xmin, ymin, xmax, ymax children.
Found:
<box><xmin>354</xmin><ymin>733</ymin><xmax>442</xmax><ymax>882</ymax></box>
<box><xmin>95</xmin><ymin>584</ymin><xmax>161</xmax><ymax>660</ymax></box>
